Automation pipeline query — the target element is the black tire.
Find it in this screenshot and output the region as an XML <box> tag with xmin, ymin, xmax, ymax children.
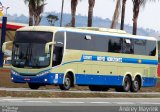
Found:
<box><xmin>28</xmin><ymin>83</ymin><xmax>40</xmax><ymax>90</ymax></box>
<box><xmin>115</xmin><ymin>87</ymin><xmax>123</xmax><ymax>92</ymax></box>
<box><xmin>101</xmin><ymin>86</ymin><xmax>110</xmax><ymax>91</ymax></box>
<box><xmin>130</xmin><ymin>77</ymin><xmax>140</xmax><ymax>92</ymax></box>
<box><xmin>89</xmin><ymin>85</ymin><xmax>109</xmax><ymax>91</ymax></box>
<box><xmin>59</xmin><ymin>75</ymin><xmax>72</xmax><ymax>90</ymax></box>
<box><xmin>89</xmin><ymin>85</ymin><xmax>101</xmax><ymax>91</ymax></box>
<box><xmin>115</xmin><ymin>76</ymin><xmax>131</xmax><ymax>92</ymax></box>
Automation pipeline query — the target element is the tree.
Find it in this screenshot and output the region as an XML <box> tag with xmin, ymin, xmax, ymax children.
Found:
<box><xmin>88</xmin><ymin>0</ymin><xmax>95</xmax><ymax>27</ymax></box>
<box><xmin>24</xmin><ymin>0</ymin><xmax>34</xmax><ymax>26</ymax></box>
<box><xmin>111</xmin><ymin>0</ymin><xmax>121</xmax><ymax>29</ymax></box>
<box><xmin>24</xmin><ymin>0</ymin><xmax>46</xmax><ymax>26</ymax></box>
<box><xmin>132</xmin><ymin>0</ymin><xmax>158</xmax><ymax>35</ymax></box>
<box><xmin>132</xmin><ymin>0</ymin><xmax>146</xmax><ymax>35</ymax></box>
<box><xmin>71</xmin><ymin>0</ymin><xmax>78</xmax><ymax>27</ymax></box>
<box><xmin>46</xmin><ymin>14</ymin><xmax>59</xmax><ymax>26</ymax></box>
<box><xmin>120</xmin><ymin>0</ymin><xmax>127</xmax><ymax>30</ymax></box>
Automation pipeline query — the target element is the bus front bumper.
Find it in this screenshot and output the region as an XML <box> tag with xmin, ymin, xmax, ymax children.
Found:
<box><xmin>11</xmin><ymin>73</ymin><xmax>64</xmax><ymax>85</ymax></box>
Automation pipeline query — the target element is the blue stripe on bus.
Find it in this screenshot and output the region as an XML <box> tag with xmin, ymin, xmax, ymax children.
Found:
<box><xmin>62</xmin><ymin>55</ymin><xmax>158</xmax><ymax>65</ymax></box>
<box><xmin>11</xmin><ymin>73</ymin><xmax>64</xmax><ymax>85</ymax></box>
<box><xmin>75</xmin><ymin>74</ymin><xmax>123</xmax><ymax>86</ymax></box>
<box><xmin>11</xmin><ymin>72</ymin><xmax>157</xmax><ymax>87</ymax></box>
<box><xmin>142</xmin><ymin>77</ymin><xmax>157</xmax><ymax>87</ymax></box>
<box><xmin>75</xmin><ymin>74</ymin><xmax>157</xmax><ymax>87</ymax></box>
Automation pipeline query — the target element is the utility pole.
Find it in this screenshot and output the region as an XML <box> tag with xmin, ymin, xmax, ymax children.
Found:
<box><xmin>0</xmin><ymin>16</ymin><xmax>7</xmax><ymax>67</ymax></box>
<box><xmin>60</xmin><ymin>0</ymin><xmax>64</xmax><ymax>27</ymax></box>
<box><xmin>0</xmin><ymin>6</ymin><xmax>9</xmax><ymax>67</ymax></box>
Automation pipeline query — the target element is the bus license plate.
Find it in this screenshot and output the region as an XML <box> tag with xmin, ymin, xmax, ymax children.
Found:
<box><xmin>24</xmin><ymin>78</ymin><xmax>30</xmax><ymax>81</ymax></box>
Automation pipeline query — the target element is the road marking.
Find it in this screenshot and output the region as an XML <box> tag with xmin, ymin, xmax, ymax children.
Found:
<box><xmin>2</xmin><ymin>99</ymin><xmax>24</xmax><ymax>101</ymax></box>
<box><xmin>90</xmin><ymin>102</ymin><xmax>110</xmax><ymax>104</ymax></box>
<box><xmin>26</xmin><ymin>101</ymin><xmax>52</xmax><ymax>103</ymax></box>
<box><xmin>60</xmin><ymin>102</ymin><xmax>85</xmax><ymax>104</ymax></box>
<box><xmin>114</xmin><ymin>102</ymin><xmax>135</xmax><ymax>105</ymax></box>
<box><xmin>139</xmin><ymin>102</ymin><xmax>160</xmax><ymax>105</ymax></box>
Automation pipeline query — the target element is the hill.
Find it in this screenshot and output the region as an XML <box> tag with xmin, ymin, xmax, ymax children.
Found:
<box><xmin>2</xmin><ymin>12</ymin><xmax>160</xmax><ymax>37</ymax></box>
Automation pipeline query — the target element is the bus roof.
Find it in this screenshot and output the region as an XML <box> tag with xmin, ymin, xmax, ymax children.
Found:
<box><xmin>17</xmin><ymin>26</ymin><xmax>157</xmax><ymax>41</ymax></box>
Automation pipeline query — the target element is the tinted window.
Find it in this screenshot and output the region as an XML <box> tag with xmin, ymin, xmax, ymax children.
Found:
<box><xmin>14</xmin><ymin>31</ymin><xmax>53</xmax><ymax>43</ymax></box>
<box><xmin>122</xmin><ymin>38</ymin><xmax>134</xmax><ymax>54</ymax></box>
<box><xmin>66</xmin><ymin>32</ymin><xmax>108</xmax><ymax>52</ymax></box>
<box><xmin>108</xmin><ymin>37</ymin><xmax>122</xmax><ymax>53</ymax></box>
<box><xmin>52</xmin><ymin>32</ymin><xmax>64</xmax><ymax>66</ymax></box>
<box><xmin>146</xmin><ymin>40</ymin><xmax>156</xmax><ymax>56</ymax></box>
<box><xmin>66</xmin><ymin>32</ymin><xmax>156</xmax><ymax>56</ymax></box>
<box><xmin>134</xmin><ymin>40</ymin><xmax>156</xmax><ymax>56</ymax></box>
<box><xmin>134</xmin><ymin>40</ymin><xmax>146</xmax><ymax>55</ymax></box>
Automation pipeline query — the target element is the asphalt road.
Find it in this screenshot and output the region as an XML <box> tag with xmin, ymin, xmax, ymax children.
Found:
<box><xmin>0</xmin><ymin>98</ymin><xmax>160</xmax><ymax>112</ymax></box>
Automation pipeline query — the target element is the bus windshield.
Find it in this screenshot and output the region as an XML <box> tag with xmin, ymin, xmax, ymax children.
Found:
<box><xmin>12</xmin><ymin>31</ymin><xmax>53</xmax><ymax>68</ymax></box>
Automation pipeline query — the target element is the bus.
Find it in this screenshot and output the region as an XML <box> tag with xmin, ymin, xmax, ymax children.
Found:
<box><xmin>2</xmin><ymin>26</ymin><xmax>158</xmax><ymax>92</ymax></box>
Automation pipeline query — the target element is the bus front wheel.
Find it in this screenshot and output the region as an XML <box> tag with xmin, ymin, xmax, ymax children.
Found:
<box><xmin>59</xmin><ymin>75</ymin><xmax>72</xmax><ymax>90</ymax></box>
<box><xmin>28</xmin><ymin>83</ymin><xmax>40</xmax><ymax>90</ymax></box>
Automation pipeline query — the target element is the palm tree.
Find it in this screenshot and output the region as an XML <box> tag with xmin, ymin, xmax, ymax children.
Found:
<box><xmin>24</xmin><ymin>0</ymin><xmax>46</xmax><ymax>26</ymax></box>
<box><xmin>88</xmin><ymin>0</ymin><xmax>95</xmax><ymax>27</ymax></box>
<box><xmin>111</xmin><ymin>0</ymin><xmax>121</xmax><ymax>29</ymax></box>
<box><xmin>132</xmin><ymin>0</ymin><xmax>146</xmax><ymax>35</ymax></box>
<box><xmin>120</xmin><ymin>0</ymin><xmax>127</xmax><ymax>30</ymax></box>
<box><xmin>132</xmin><ymin>0</ymin><xmax>157</xmax><ymax>35</ymax></box>
<box><xmin>71</xmin><ymin>0</ymin><xmax>78</xmax><ymax>27</ymax></box>
<box><xmin>24</xmin><ymin>0</ymin><xmax>34</xmax><ymax>26</ymax></box>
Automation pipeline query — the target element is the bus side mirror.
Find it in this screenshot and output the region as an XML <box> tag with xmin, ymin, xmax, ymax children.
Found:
<box><xmin>2</xmin><ymin>41</ymin><xmax>13</xmax><ymax>53</ymax></box>
<box><xmin>45</xmin><ymin>42</ymin><xmax>54</xmax><ymax>53</ymax></box>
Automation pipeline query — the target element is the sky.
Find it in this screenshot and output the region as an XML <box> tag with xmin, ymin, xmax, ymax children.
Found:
<box><xmin>0</xmin><ymin>0</ymin><xmax>160</xmax><ymax>31</ymax></box>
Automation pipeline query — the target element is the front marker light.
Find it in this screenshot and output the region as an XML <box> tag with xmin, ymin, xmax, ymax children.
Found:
<box><xmin>44</xmin><ymin>79</ymin><xmax>48</xmax><ymax>82</ymax></box>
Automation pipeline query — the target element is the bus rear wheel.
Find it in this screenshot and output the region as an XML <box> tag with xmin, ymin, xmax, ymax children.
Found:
<box><xmin>130</xmin><ymin>77</ymin><xmax>140</xmax><ymax>92</ymax></box>
<box><xmin>89</xmin><ymin>85</ymin><xmax>109</xmax><ymax>91</ymax></box>
<box><xmin>115</xmin><ymin>76</ymin><xmax>131</xmax><ymax>92</ymax></box>
<box><xmin>59</xmin><ymin>75</ymin><xmax>72</xmax><ymax>90</ymax></box>
<box><xmin>28</xmin><ymin>83</ymin><xmax>40</xmax><ymax>90</ymax></box>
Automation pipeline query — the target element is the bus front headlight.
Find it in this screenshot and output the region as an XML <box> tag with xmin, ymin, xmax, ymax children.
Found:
<box><xmin>11</xmin><ymin>70</ymin><xmax>19</xmax><ymax>76</ymax></box>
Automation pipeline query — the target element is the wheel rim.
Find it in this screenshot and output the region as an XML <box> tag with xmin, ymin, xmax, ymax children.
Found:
<box><xmin>133</xmin><ymin>80</ymin><xmax>139</xmax><ymax>90</ymax></box>
<box><xmin>64</xmin><ymin>77</ymin><xmax>71</xmax><ymax>89</ymax></box>
<box><xmin>124</xmin><ymin>78</ymin><xmax>130</xmax><ymax>91</ymax></box>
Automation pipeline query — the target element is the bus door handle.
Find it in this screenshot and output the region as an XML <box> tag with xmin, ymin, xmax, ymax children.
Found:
<box><xmin>83</xmin><ymin>70</ymin><xmax>86</xmax><ymax>73</ymax></box>
<box><xmin>97</xmin><ymin>71</ymin><xmax>99</xmax><ymax>73</ymax></box>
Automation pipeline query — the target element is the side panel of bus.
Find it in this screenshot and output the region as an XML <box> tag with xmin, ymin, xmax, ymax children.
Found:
<box><xmin>58</xmin><ymin>31</ymin><xmax>157</xmax><ymax>87</ymax></box>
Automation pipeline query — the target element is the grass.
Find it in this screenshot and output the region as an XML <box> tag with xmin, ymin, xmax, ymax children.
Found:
<box><xmin>1</xmin><ymin>68</ymin><xmax>160</xmax><ymax>98</ymax></box>
<box><xmin>0</xmin><ymin>90</ymin><xmax>160</xmax><ymax>98</ymax></box>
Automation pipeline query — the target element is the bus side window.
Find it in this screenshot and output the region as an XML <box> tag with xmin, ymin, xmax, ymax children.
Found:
<box><xmin>146</xmin><ymin>40</ymin><xmax>156</xmax><ymax>56</ymax></box>
<box><xmin>108</xmin><ymin>37</ymin><xmax>122</xmax><ymax>53</ymax></box>
<box><xmin>52</xmin><ymin>46</ymin><xmax>63</xmax><ymax>66</ymax></box>
<box><xmin>134</xmin><ymin>40</ymin><xmax>146</xmax><ymax>56</ymax></box>
<box><xmin>122</xmin><ymin>39</ymin><xmax>134</xmax><ymax>54</ymax></box>
<box><xmin>52</xmin><ymin>31</ymin><xmax>64</xmax><ymax>67</ymax></box>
